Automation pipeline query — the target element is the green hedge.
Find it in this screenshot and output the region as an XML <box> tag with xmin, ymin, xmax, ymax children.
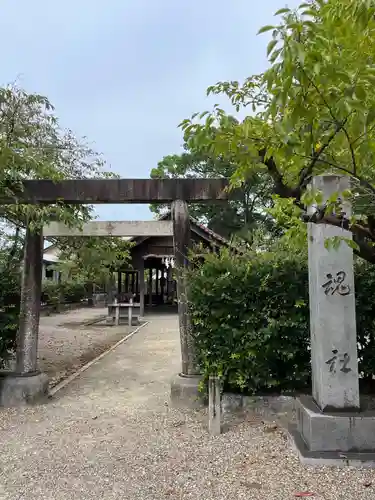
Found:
<box><xmin>0</xmin><ymin>264</ymin><xmax>20</xmax><ymax>367</ymax></box>
<box><xmin>188</xmin><ymin>248</ymin><xmax>375</xmax><ymax>394</ymax></box>
<box><xmin>42</xmin><ymin>279</ymin><xmax>87</xmax><ymax>306</ymax></box>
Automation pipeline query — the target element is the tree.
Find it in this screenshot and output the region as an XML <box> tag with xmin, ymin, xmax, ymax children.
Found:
<box><xmin>180</xmin><ymin>0</ymin><xmax>375</xmax><ymax>263</ymax></box>
<box><xmin>151</xmin><ymin>142</ymin><xmax>275</xmax><ymax>240</ymax></box>
<box><xmin>53</xmin><ymin>236</ymin><xmax>132</xmax><ymax>285</ymax></box>
<box><xmin>0</xmin><ymin>84</ymin><xmax>116</xmax><ymax>234</ymax></box>
<box><xmin>0</xmin><ymin>84</ymin><xmax>118</xmax><ymax>358</ymax></box>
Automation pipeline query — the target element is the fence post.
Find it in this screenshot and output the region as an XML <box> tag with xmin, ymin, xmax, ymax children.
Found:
<box><xmin>128</xmin><ymin>298</ymin><xmax>133</xmax><ymax>327</ymax></box>
<box><xmin>208</xmin><ymin>375</ymin><xmax>222</xmax><ymax>436</ymax></box>
<box><xmin>114</xmin><ymin>297</ymin><xmax>119</xmax><ymax>326</ymax></box>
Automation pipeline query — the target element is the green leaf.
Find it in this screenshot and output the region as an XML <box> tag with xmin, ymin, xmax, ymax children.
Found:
<box><xmin>267</xmin><ymin>39</ymin><xmax>278</xmax><ymax>56</ymax></box>
<box><xmin>257</xmin><ymin>25</ymin><xmax>276</xmax><ymax>35</ymax></box>
<box><xmin>274</xmin><ymin>8</ymin><xmax>290</xmax><ymax>15</ymax></box>
<box><xmin>366</xmin><ymin>107</ymin><xmax>375</xmax><ymax>126</ymax></box>
<box><xmin>301</xmin><ymin>9</ymin><xmax>318</xmax><ymax>17</ymax></box>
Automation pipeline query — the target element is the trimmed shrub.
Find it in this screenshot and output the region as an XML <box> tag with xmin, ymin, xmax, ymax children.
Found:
<box><xmin>60</xmin><ymin>279</ymin><xmax>86</xmax><ymax>304</ymax></box>
<box><xmin>188</xmin><ymin>248</ymin><xmax>375</xmax><ymax>394</ymax></box>
<box><xmin>41</xmin><ymin>280</ymin><xmax>61</xmax><ymax>307</ymax></box>
<box><xmin>41</xmin><ymin>279</ymin><xmax>86</xmax><ymax>307</ymax></box>
<box><xmin>0</xmin><ymin>264</ymin><xmax>20</xmax><ymax>367</ymax></box>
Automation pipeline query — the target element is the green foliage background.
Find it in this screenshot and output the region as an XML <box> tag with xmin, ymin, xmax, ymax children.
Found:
<box><xmin>188</xmin><ymin>247</ymin><xmax>375</xmax><ymax>394</ymax></box>
<box><xmin>0</xmin><ymin>264</ymin><xmax>20</xmax><ymax>367</ymax></box>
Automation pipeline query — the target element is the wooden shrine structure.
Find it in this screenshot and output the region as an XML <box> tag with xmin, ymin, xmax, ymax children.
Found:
<box><xmin>44</xmin><ymin>213</ymin><xmax>232</xmax><ymax>316</ymax></box>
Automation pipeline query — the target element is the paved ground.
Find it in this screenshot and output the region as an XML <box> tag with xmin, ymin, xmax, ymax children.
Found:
<box><xmin>38</xmin><ymin>308</ymin><xmax>135</xmax><ymax>387</ymax></box>
<box><xmin>0</xmin><ymin>315</ymin><xmax>374</xmax><ymax>499</ymax></box>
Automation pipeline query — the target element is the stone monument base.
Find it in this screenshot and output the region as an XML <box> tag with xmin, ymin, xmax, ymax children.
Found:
<box><xmin>170</xmin><ymin>373</ymin><xmax>205</xmax><ymax>409</ymax></box>
<box><xmin>290</xmin><ymin>395</ymin><xmax>375</xmax><ymax>467</ymax></box>
<box><xmin>0</xmin><ymin>371</ymin><xmax>49</xmax><ymax>407</ymax></box>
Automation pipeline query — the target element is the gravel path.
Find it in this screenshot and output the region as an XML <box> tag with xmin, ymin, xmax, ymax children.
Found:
<box><xmin>38</xmin><ymin>308</ymin><xmax>134</xmax><ymax>387</ymax></box>
<box><xmin>0</xmin><ymin>314</ymin><xmax>374</xmax><ymax>499</ymax></box>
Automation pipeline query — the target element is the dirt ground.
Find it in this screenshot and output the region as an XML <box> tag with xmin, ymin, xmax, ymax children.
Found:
<box><xmin>37</xmin><ymin>307</ymin><xmax>135</xmax><ymax>387</ymax></box>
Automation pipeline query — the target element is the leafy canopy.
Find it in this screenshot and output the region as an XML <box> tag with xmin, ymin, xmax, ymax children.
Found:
<box><xmin>151</xmin><ymin>144</ymin><xmax>275</xmax><ymax>240</ymax></box>
<box><xmin>53</xmin><ymin>236</ymin><xmax>132</xmax><ymax>284</ymax></box>
<box><xmin>180</xmin><ymin>0</ymin><xmax>375</xmax><ymax>263</ymax></box>
<box><xmin>0</xmin><ymin>84</ymin><xmax>117</xmax><ymax>231</ymax></box>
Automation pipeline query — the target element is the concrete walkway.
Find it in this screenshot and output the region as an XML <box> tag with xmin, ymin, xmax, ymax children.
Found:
<box><xmin>0</xmin><ymin>315</ymin><xmax>374</xmax><ymax>500</ymax></box>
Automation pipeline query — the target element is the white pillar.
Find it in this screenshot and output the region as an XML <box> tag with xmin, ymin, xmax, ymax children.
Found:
<box><xmin>308</xmin><ymin>175</ymin><xmax>359</xmax><ymax>411</ymax></box>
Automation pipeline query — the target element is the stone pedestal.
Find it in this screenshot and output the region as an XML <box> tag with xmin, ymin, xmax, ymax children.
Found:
<box><xmin>0</xmin><ymin>372</ymin><xmax>49</xmax><ymax>406</ymax></box>
<box><xmin>170</xmin><ymin>374</ymin><xmax>204</xmax><ymax>408</ymax></box>
<box><xmin>292</xmin><ymin>175</ymin><xmax>375</xmax><ymax>466</ymax></box>
<box><xmin>291</xmin><ymin>395</ymin><xmax>375</xmax><ymax>466</ymax></box>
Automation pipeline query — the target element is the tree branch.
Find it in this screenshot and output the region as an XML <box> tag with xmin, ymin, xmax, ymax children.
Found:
<box><xmin>352</xmin><ymin>235</ymin><xmax>375</xmax><ymax>264</ymax></box>
<box><xmin>298</xmin><ymin>117</ymin><xmax>350</xmax><ymax>190</ymax></box>
<box><xmin>342</xmin><ymin>127</ymin><xmax>357</xmax><ymax>175</ymax></box>
<box><xmin>259</xmin><ymin>148</ymin><xmax>299</xmax><ymax>199</ymax></box>
<box><xmin>297</xmin><ymin>63</ymin><xmax>357</xmax><ymax>177</ymax></box>
<box><xmin>297</xmin><ymin>154</ymin><xmax>375</xmax><ymax>198</ymax></box>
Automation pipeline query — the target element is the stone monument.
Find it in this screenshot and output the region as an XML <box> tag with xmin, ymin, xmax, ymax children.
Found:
<box><xmin>291</xmin><ymin>174</ymin><xmax>375</xmax><ymax>466</ymax></box>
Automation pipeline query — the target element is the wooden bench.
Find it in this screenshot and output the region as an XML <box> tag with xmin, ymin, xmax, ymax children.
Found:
<box><xmin>106</xmin><ymin>299</ymin><xmax>141</xmax><ymax>326</ymax></box>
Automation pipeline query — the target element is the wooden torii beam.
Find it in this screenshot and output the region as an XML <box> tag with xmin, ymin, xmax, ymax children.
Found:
<box><xmin>3</xmin><ymin>178</ymin><xmax>232</xmax><ymax>406</ymax></box>
<box><xmin>0</xmin><ymin>178</ymin><xmax>230</xmax><ymax>204</ymax></box>
<box><xmin>43</xmin><ymin>220</ymin><xmax>173</xmax><ymax>237</ymax></box>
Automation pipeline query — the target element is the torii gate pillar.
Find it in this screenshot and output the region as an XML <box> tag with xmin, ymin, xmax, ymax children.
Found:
<box><xmin>170</xmin><ymin>200</ymin><xmax>204</xmax><ymax>408</ymax></box>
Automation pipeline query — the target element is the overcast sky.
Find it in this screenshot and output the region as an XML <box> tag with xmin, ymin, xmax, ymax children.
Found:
<box><xmin>1</xmin><ymin>0</ymin><xmax>300</xmax><ymax>221</ymax></box>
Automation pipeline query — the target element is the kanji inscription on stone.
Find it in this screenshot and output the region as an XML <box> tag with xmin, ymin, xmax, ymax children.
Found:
<box><xmin>325</xmin><ymin>349</ymin><xmax>352</xmax><ymax>374</ymax></box>
<box><xmin>322</xmin><ymin>271</ymin><xmax>350</xmax><ymax>296</ymax></box>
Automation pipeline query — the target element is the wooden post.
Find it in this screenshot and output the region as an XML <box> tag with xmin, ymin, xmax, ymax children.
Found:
<box><xmin>135</xmin><ymin>271</ymin><xmax>139</xmax><ymax>295</ymax></box>
<box><xmin>114</xmin><ymin>297</ymin><xmax>119</xmax><ymax>326</ymax></box>
<box><xmin>107</xmin><ymin>272</ymin><xmax>115</xmax><ymax>305</ymax></box>
<box><xmin>160</xmin><ymin>269</ymin><xmax>164</xmax><ymax>304</ymax></box>
<box><xmin>166</xmin><ymin>266</ymin><xmax>170</xmax><ymax>302</ymax></box>
<box><xmin>148</xmin><ymin>268</ymin><xmax>153</xmax><ymax>307</ymax></box>
<box><xmin>171</xmin><ymin>199</ymin><xmax>198</xmax><ymax>376</ymax></box>
<box><xmin>86</xmin><ymin>282</ymin><xmax>94</xmax><ymax>307</ymax></box>
<box><xmin>125</xmin><ymin>272</ymin><xmax>129</xmax><ymax>293</ymax></box>
<box><xmin>128</xmin><ymin>298</ymin><xmax>133</xmax><ymax>327</ymax></box>
<box><xmin>16</xmin><ymin>226</ymin><xmax>43</xmax><ymax>374</ymax></box>
<box><xmin>117</xmin><ymin>271</ymin><xmax>122</xmax><ymax>295</ymax></box>
<box><xmin>139</xmin><ymin>260</ymin><xmax>145</xmax><ymax>317</ymax></box>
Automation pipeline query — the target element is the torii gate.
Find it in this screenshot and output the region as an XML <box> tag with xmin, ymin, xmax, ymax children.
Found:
<box><xmin>0</xmin><ymin>178</ymin><xmax>231</xmax><ymax>406</ymax></box>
